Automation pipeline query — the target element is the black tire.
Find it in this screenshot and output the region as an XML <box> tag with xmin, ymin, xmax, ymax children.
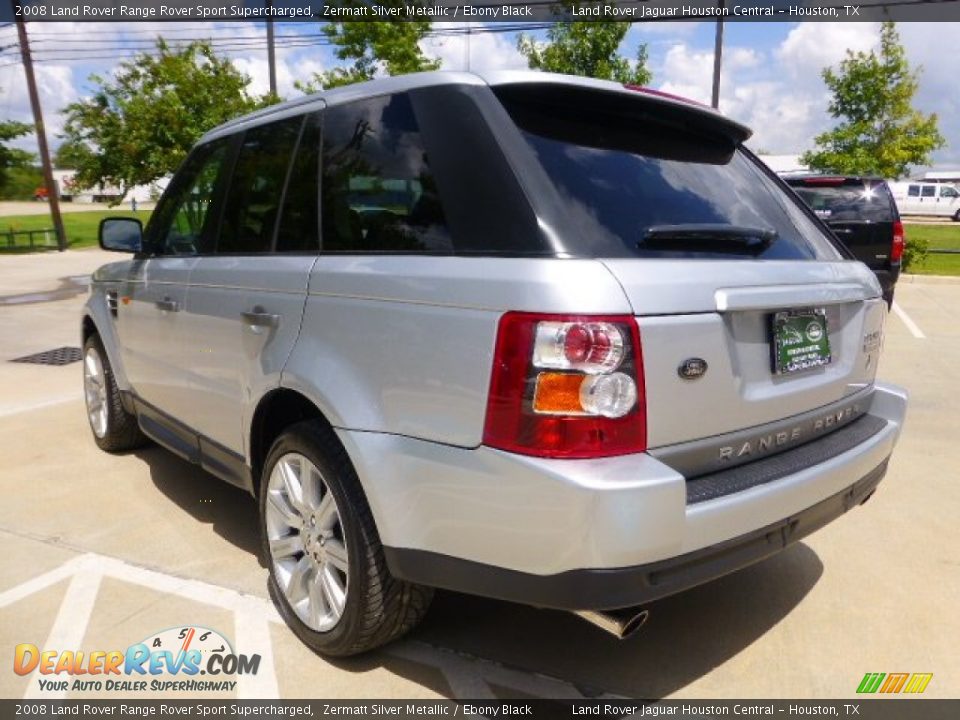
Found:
<box><xmin>83</xmin><ymin>334</ymin><xmax>149</xmax><ymax>452</ymax></box>
<box><xmin>953</xmin><ymin>209</ymin><xmax>960</xmax><ymax>222</ymax></box>
<box><xmin>259</xmin><ymin>420</ymin><xmax>433</xmax><ymax>657</ymax></box>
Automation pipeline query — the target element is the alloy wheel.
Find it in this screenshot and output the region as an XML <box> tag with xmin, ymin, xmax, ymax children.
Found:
<box><xmin>83</xmin><ymin>347</ymin><xmax>108</xmax><ymax>439</ymax></box>
<box><xmin>265</xmin><ymin>452</ymin><xmax>349</xmax><ymax>632</ymax></box>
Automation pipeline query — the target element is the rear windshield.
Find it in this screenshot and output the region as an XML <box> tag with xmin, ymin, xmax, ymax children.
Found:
<box><xmin>496</xmin><ymin>88</ymin><xmax>842</xmax><ymax>261</ymax></box>
<box><xmin>788</xmin><ymin>181</ymin><xmax>896</xmax><ymax>223</ymax></box>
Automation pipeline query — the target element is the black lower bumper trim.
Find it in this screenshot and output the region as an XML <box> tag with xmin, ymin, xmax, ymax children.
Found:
<box><xmin>384</xmin><ymin>458</ymin><xmax>889</xmax><ymax>611</ymax></box>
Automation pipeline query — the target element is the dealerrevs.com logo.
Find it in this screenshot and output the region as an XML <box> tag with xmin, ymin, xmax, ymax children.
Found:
<box><xmin>14</xmin><ymin>626</ymin><xmax>260</xmax><ymax>694</ymax></box>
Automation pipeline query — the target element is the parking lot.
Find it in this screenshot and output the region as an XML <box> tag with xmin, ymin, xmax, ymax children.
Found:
<box><xmin>1</xmin><ymin>248</ymin><xmax>958</xmax><ymax>700</ymax></box>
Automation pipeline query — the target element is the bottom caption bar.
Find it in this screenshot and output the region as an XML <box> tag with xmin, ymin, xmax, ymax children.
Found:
<box><xmin>1</xmin><ymin>700</ymin><xmax>958</xmax><ymax>720</ymax></box>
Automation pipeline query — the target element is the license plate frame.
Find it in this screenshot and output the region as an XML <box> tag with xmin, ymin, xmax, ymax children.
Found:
<box><xmin>771</xmin><ymin>308</ymin><xmax>832</xmax><ymax>375</ymax></box>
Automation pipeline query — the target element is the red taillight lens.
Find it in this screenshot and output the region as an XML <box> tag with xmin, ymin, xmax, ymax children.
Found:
<box><xmin>483</xmin><ymin>313</ymin><xmax>647</xmax><ymax>459</ymax></box>
<box><xmin>892</xmin><ymin>221</ymin><xmax>904</xmax><ymax>263</ymax></box>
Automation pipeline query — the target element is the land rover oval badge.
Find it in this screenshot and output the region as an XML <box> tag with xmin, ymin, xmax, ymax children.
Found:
<box><xmin>678</xmin><ymin>358</ymin><xmax>708</xmax><ymax>380</ymax></box>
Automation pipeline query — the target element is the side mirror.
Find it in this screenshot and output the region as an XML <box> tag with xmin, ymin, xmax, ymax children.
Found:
<box><xmin>99</xmin><ymin>217</ymin><xmax>143</xmax><ymax>253</ymax></box>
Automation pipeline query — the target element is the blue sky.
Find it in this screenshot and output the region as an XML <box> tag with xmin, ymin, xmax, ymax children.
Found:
<box><xmin>0</xmin><ymin>20</ymin><xmax>957</xmax><ymax>172</ymax></box>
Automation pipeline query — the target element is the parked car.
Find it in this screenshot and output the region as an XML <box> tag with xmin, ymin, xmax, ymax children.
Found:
<box><xmin>889</xmin><ymin>180</ymin><xmax>960</xmax><ymax>220</ymax></box>
<box><xmin>783</xmin><ymin>175</ymin><xmax>903</xmax><ymax>307</ymax></box>
<box><xmin>83</xmin><ymin>71</ymin><xmax>907</xmax><ymax>656</ymax></box>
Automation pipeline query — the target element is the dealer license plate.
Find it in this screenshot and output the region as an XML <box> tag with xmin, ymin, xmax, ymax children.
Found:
<box><xmin>771</xmin><ymin>309</ymin><xmax>832</xmax><ymax>375</ymax></box>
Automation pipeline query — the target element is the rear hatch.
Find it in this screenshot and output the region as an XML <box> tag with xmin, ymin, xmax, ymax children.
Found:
<box><xmin>490</xmin><ymin>80</ymin><xmax>886</xmax><ymax>449</ymax></box>
<box><xmin>786</xmin><ymin>176</ymin><xmax>898</xmax><ymax>271</ymax></box>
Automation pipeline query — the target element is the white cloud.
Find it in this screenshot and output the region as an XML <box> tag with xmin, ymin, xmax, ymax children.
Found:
<box><xmin>776</xmin><ymin>22</ymin><xmax>879</xmax><ymax>82</ymax></box>
<box><xmin>657</xmin><ymin>43</ymin><xmax>761</xmax><ymax>105</ymax></box>
<box><xmin>0</xmin><ymin>63</ymin><xmax>78</xmax><ymax>152</ymax></box>
<box><xmin>421</xmin><ymin>23</ymin><xmax>527</xmax><ymax>72</ymax></box>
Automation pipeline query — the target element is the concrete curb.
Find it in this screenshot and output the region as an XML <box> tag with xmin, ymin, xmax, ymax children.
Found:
<box><xmin>899</xmin><ymin>273</ymin><xmax>960</xmax><ymax>285</ymax></box>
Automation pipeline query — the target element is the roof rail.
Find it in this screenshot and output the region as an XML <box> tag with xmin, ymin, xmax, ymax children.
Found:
<box><xmin>215</xmin><ymin>92</ymin><xmax>325</xmax><ymax>134</ymax></box>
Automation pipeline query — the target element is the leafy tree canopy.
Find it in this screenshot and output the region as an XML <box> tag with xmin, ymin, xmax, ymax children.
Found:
<box><xmin>517</xmin><ymin>2</ymin><xmax>652</xmax><ymax>85</ymax></box>
<box><xmin>60</xmin><ymin>39</ymin><xmax>275</xmax><ymax>200</ymax></box>
<box><xmin>0</xmin><ymin>119</ymin><xmax>34</xmax><ymax>194</ymax></box>
<box><xmin>801</xmin><ymin>22</ymin><xmax>944</xmax><ymax>179</ymax></box>
<box><xmin>297</xmin><ymin>4</ymin><xmax>440</xmax><ymax>92</ymax></box>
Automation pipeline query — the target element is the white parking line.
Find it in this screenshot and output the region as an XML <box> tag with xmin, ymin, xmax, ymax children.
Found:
<box><xmin>892</xmin><ymin>302</ymin><xmax>926</xmax><ymax>339</ymax></box>
<box><xmin>2</xmin><ymin>551</ymin><xmax>606</xmax><ymax>701</ymax></box>
<box><xmin>23</xmin><ymin>571</ymin><xmax>103</xmax><ymax>700</ymax></box>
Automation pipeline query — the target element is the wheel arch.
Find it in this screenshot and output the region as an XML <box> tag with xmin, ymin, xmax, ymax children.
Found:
<box><xmin>81</xmin><ymin>313</ymin><xmax>98</xmax><ymax>345</ymax></box>
<box><xmin>249</xmin><ymin>388</ymin><xmax>365</xmax><ymax>502</ymax></box>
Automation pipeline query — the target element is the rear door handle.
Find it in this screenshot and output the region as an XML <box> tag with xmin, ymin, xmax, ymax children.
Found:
<box><xmin>156</xmin><ymin>297</ymin><xmax>180</xmax><ymax>312</ymax></box>
<box><xmin>242</xmin><ymin>308</ymin><xmax>280</xmax><ymax>328</ymax></box>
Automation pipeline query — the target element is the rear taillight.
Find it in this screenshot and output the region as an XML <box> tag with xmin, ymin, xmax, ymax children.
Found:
<box><xmin>892</xmin><ymin>221</ymin><xmax>904</xmax><ymax>263</ymax></box>
<box><xmin>483</xmin><ymin>313</ymin><xmax>646</xmax><ymax>458</ymax></box>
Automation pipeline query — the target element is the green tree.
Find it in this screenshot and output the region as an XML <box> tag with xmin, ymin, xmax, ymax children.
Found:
<box><xmin>297</xmin><ymin>3</ymin><xmax>439</xmax><ymax>92</ymax></box>
<box><xmin>0</xmin><ymin>119</ymin><xmax>34</xmax><ymax>194</ymax></box>
<box><xmin>60</xmin><ymin>39</ymin><xmax>274</xmax><ymax>202</ymax></box>
<box><xmin>802</xmin><ymin>22</ymin><xmax>944</xmax><ymax>179</ymax></box>
<box><xmin>517</xmin><ymin>2</ymin><xmax>651</xmax><ymax>85</ymax></box>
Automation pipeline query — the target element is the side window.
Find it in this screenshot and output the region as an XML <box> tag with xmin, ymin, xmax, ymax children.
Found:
<box><xmin>921</xmin><ymin>185</ymin><xmax>936</xmax><ymax>197</ymax></box>
<box><xmin>939</xmin><ymin>185</ymin><xmax>958</xmax><ymax>198</ymax></box>
<box><xmin>218</xmin><ymin>116</ymin><xmax>303</xmax><ymax>254</ymax></box>
<box><xmin>321</xmin><ymin>93</ymin><xmax>452</xmax><ymax>254</ymax></box>
<box><xmin>908</xmin><ymin>185</ymin><xmax>920</xmax><ymax>197</ymax></box>
<box><xmin>276</xmin><ymin>113</ymin><xmax>321</xmax><ymax>253</ymax></box>
<box><xmin>150</xmin><ymin>139</ymin><xmax>230</xmax><ymax>255</ymax></box>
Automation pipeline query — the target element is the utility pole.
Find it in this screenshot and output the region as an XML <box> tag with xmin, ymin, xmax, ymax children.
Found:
<box><xmin>711</xmin><ymin>0</ymin><xmax>725</xmax><ymax>110</ymax></box>
<box><xmin>15</xmin><ymin>9</ymin><xmax>66</xmax><ymax>251</ymax></box>
<box><xmin>266</xmin><ymin>1</ymin><xmax>277</xmax><ymax>97</ymax></box>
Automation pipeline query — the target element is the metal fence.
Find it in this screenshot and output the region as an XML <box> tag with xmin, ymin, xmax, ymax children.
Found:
<box><xmin>1</xmin><ymin>228</ymin><xmax>56</xmax><ymax>249</ymax></box>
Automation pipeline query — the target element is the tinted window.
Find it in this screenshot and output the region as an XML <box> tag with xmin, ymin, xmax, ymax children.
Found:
<box><xmin>940</xmin><ymin>185</ymin><xmax>958</xmax><ymax>198</ymax></box>
<box><xmin>322</xmin><ymin>94</ymin><xmax>452</xmax><ymax>253</ymax></box>
<box><xmin>908</xmin><ymin>185</ymin><xmax>920</xmax><ymax>197</ymax></box>
<box><xmin>497</xmin><ymin>91</ymin><xmax>839</xmax><ymax>260</ymax></box>
<box><xmin>791</xmin><ymin>182</ymin><xmax>895</xmax><ymax>223</ymax></box>
<box><xmin>150</xmin><ymin>139</ymin><xmax>230</xmax><ymax>255</ymax></box>
<box><xmin>276</xmin><ymin>113</ymin><xmax>321</xmax><ymax>253</ymax></box>
<box><xmin>218</xmin><ymin>117</ymin><xmax>302</xmax><ymax>254</ymax></box>
<box><xmin>921</xmin><ymin>185</ymin><xmax>936</xmax><ymax>197</ymax></box>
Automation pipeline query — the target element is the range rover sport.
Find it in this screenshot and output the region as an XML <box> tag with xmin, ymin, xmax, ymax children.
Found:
<box><xmin>83</xmin><ymin>71</ymin><xmax>908</xmax><ymax>656</ymax></box>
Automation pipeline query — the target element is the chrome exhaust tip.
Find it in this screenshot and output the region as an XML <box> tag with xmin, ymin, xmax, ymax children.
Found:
<box><xmin>573</xmin><ymin>608</ymin><xmax>649</xmax><ymax>640</ymax></box>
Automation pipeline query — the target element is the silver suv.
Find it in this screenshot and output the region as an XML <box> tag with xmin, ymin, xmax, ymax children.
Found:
<box><xmin>83</xmin><ymin>71</ymin><xmax>907</xmax><ymax>656</ymax></box>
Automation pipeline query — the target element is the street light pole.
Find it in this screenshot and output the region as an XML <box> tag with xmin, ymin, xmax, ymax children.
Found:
<box><xmin>711</xmin><ymin>0</ymin><xmax>725</xmax><ymax>110</ymax></box>
<box><xmin>266</xmin><ymin>1</ymin><xmax>277</xmax><ymax>97</ymax></box>
<box><xmin>15</xmin><ymin>9</ymin><xmax>66</xmax><ymax>251</ymax></box>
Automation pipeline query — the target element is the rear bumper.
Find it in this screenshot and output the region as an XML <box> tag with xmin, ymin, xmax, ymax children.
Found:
<box><xmin>384</xmin><ymin>459</ymin><xmax>888</xmax><ymax>610</ymax></box>
<box><xmin>337</xmin><ymin>383</ymin><xmax>907</xmax><ymax>609</ymax></box>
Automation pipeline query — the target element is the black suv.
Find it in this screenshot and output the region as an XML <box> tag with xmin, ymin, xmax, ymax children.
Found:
<box><xmin>784</xmin><ymin>175</ymin><xmax>903</xmax><ymax>307</ymax></box>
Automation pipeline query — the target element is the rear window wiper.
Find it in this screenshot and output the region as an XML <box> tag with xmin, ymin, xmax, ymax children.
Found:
<box><xmin>639</xmin><ymin>224</ymin><xmax>777</xmax><ymax>255</ymax></box>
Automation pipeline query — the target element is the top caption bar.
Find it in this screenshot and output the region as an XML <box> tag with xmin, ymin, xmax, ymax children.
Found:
<box><xmin>4</xmin><ymin>0</ymin><xmax>960</xmax><ymax>22</ymax></box>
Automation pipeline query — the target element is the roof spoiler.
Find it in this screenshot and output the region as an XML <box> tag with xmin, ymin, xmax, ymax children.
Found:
<box><xmin>481</xmin><ymin>71</ymin><xmax>752</xmax><ymax>144</ymax></box>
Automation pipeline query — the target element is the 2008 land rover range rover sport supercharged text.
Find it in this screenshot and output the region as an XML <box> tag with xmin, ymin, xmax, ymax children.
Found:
<box><xmin>82</xmin><ymin>71</ymin><xmax>908</xmax><ymax>656</ymax></box>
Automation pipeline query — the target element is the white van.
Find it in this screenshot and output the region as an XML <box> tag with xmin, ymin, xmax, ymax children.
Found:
<box><xmin>889</xmin><ymin>181</ymin><xmax>960</xmax><ymax>219</ymax></box>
